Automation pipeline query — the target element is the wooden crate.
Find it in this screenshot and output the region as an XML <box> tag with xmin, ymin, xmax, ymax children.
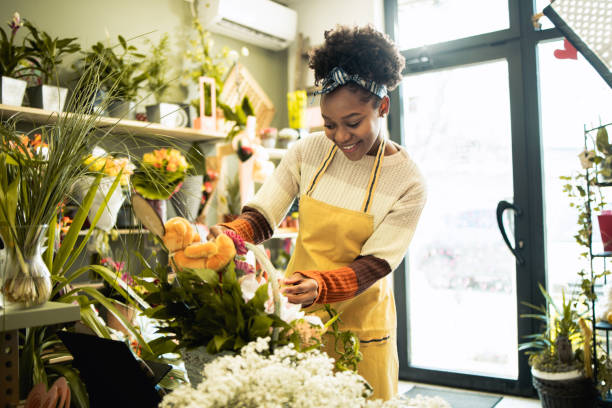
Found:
<box><xmin>220</xmin><ymin>63</ymin><xmax>275</xmax><ymax>132</ymax></box>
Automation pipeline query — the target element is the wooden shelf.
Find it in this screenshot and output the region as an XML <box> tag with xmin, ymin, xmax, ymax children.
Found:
<box><xmin>0</xmin><ymin>301</ymin><xmax>80</xmax><ymax>331</ymax></box>
<box><xmin>0</xmin><ymin>104</ymin><xmax>226</xmax><ymax>142</ymax></box>
<box><xmin>77</xmin><ymin>228</ymin><xmax>144</xmax><ymax>236</ymax></box>
<box><xmin>265</xmin><ymin>147</ymin><xmax>287</xmax><ymax>160</ymax></box>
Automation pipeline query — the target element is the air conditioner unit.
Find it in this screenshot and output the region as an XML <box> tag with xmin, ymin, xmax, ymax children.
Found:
<box><xmin>199</xmin><ymin>0</ymin><xmax>297</xmax><ymax>51</ymax></box>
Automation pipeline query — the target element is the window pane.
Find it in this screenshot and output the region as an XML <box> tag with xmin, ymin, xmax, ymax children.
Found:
<box><xmin>539</xmin><ymin>40</ymin><xmax>612</xmax><ymax>297</ymax></box>
<box><xmin>535</xmin><ymin>0</ymin><xmax>555</xmax><ymax>30</ymax></box>
<box><xmin>403</xmin><ymin>60</ymin><xmax>518</xmax><ymax>378</ymax></box>
<box><xmin>397</xmin><ymin>0</ymin><xmax>509</xmax><ymax>49</ymax></box>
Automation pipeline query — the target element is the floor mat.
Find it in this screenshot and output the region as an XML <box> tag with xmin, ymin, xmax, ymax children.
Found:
<box><xmin>403</xmin><ymin>385</ymin><xmax>502</xmax><ymax>408</ymax></box>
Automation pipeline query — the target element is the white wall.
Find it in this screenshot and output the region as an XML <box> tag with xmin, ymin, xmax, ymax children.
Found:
<box><xmin>287</xmin><ymin>0</ymin><xmax>385</xmax><ymax>92</ymax></box>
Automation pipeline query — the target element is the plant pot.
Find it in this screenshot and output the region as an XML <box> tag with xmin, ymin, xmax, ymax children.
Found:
<box><xmin>116</xmin><ymin>202</ymin><xmax>137</xmax><ymax>229</ymax></box>
<box><xmin>73</xmin><ymin>176</ymin><xmax>126</xmax><ymax>232</ymax></box>
<box><xmin>146</xmin><ymin>103</ymin><xmax>190</xmax><ymax>128</ymax></box>
<box><xmin>0</xmin><ymin>225</ymin><xmax>52</xmax><ymax>308</ymax></box>
<box><xmin>0</xmin><ymin>76</ymin><xmax>27</xmax><ymax>106</ymax></box>
<box><xmin>531</xmin><ymin>368</ymin><xmax>597</xmax><ymax>408</ymax></box>
<box><xmin>26</xmin><ymin>84</ymin><xmax>68</xmax><ymax>112</ymax></box>
<box><xmin>107</xmin><ymin>99</ymin><xmax>136</xmax><ymax>120</ymax></box>
<box><xmin>598</xmin><ymin>212</ymin><xmax>612</xmax><ymax>252</ymax></box>
<box><xmin>170</xmin><ymin>175</ymin><xmax>203</xmax><ymax>222</ymax></box>
<box><xmin>145</xmin><ymin>198</ymin><xmax>167</xmax><ymax>224</ymax></box>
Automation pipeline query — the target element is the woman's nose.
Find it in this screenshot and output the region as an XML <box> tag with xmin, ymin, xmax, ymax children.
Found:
<box><xmin>334</xmin><ymin>127</ymin><xmax>351</xmax><ymax>144</ymax></box>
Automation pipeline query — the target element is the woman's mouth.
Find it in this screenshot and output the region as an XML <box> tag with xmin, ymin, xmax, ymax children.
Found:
<box><xmin>338</xmin><ymin>141</ymin><xmax>360</xmax><ymax>153</ymax></box>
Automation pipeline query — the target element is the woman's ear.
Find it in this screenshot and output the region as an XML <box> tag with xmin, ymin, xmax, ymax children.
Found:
<box><xmin>378</xmin><ymin>96</ymin><xmax>390</xmax><ymax>117</ymax></box>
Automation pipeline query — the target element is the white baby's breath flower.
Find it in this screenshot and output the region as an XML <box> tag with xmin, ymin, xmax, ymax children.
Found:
<box><xmin>160</xmin><ymin>338</ymin><xmax>449</xmax><ymax>408</ymax></box>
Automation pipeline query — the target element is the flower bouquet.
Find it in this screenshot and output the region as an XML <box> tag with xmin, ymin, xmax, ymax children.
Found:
<box><xmin>131</xmin><ymin>148</ymin><xmax>189</xmax><ymax>222</ymax></box>
<box><xmin>133</xmin><ymin>215</ymin><xmax>358</xmax><ymax>386</ymax></box>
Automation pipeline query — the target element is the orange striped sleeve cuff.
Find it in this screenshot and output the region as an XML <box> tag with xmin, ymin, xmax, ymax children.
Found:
<box><xmin>299</xmin><ymin>255</ymin><xmax>391</xmax><ymax>304</ymax></box>
<box><xmin>219</xmin><ymin>206</ymin><xmax>273</xmax><ymax>244</ymax></box>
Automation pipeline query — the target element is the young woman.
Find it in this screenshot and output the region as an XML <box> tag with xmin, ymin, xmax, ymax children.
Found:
<box><xmin>211</xmin><ymin>25</ymin><xmax>426</xmax><ymax>400</ymax></box>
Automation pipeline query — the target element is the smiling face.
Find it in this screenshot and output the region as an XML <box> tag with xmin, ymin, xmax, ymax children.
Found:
<box><xmin>320</xmin><ymin>85</ymin><xmax>389</xmax><ymax>161</ymax></box>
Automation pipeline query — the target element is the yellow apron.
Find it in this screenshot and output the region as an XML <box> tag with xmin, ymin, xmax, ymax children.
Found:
<box><xmin>285</xmin><ymin>139</ymin><xmax>398</xmax><ymax>400</ymax></box>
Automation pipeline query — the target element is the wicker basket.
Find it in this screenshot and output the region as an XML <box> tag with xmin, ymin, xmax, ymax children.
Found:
<box><xmin>532</xmin><ymin>374</ymin><xmax>598</xmax><ymax>408</ymax></box>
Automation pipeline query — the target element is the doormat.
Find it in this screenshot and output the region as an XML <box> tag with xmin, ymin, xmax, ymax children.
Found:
<box><xmin>403</xmin><ymin>386</ymin><xmax>502</xmax><ymax>408</ymax></box>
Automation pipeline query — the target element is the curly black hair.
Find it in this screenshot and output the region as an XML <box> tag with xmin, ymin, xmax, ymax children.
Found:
<box><xmin>309</xmin><ymin>25</ymin><xmax>405</xmax><ymax>94</ymax></box>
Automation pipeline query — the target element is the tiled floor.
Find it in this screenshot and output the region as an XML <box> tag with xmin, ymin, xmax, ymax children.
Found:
<box><xmin>398</xmin><ymin>381</ymin><xmax>541</xmax><ymax>407</ymax></box>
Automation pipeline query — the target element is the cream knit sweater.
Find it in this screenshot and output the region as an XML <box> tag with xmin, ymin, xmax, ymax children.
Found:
<box><xmin>247</xmin><ymin>132</ymin><xmax>426</xmax><ymax>271</ymax></box>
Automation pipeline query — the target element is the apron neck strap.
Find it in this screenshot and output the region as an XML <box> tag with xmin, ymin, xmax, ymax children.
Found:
<box><xmin>361</xmin><ymin>138</ymin><xmax>385</xmax><ymax>213</ymax></box>
<box><xmin>306</xmin><ymin>138</ymin><xmax>386</xmax><ymax>213</ymax></box>
<box><xmin>306</xmin><ymin>143</ymin><xmax>339</xmax><ymax>196</ymax></box>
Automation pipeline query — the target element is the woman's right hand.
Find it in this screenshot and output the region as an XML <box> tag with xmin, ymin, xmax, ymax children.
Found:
<box><xmin>207</xmin><ymin>224</ymin><xmax>230</xmax><ymax>240</ymax></box>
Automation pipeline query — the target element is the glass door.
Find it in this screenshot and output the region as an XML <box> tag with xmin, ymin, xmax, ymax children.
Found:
<box><xmin>402</xmin><ymin>59</ymin><xmax>518</xmax><ymax>380</ymax></box>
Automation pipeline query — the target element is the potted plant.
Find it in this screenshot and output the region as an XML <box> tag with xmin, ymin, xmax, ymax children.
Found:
<box><xmin>22</xmin><ymin>20</ymin><xmax>80</xmax><ymax>112</ymax></box>
<box><xmin>75</xmin><ymin>35</ymin><xmax>146</xmax><ymax>118</ymax></box>
<box><xmin>520</xmin><ymin>284</ymin><xmax>598</xmax><ymax>407</ymax></box>
<box><xmin>0</xmin><ymin>12</ymin><xmax>32</xmax><ymax>106</ymax></box>
<box><xmin>142</xmin><ymin>33</ymin><xmax>190</xmax><ymax>128</ymax></box>
<box><xmin>183</xmin><ymin>19</ymin><xmax>246</xmax><ymax>129</ymax></box>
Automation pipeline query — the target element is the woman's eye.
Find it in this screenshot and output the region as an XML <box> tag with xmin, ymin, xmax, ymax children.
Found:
<box><xmin>347</xmin><ymin>121</ymin><xmax>361</xmax><ymax>128</ymax></box>
<box><xmin>324</xmin><ymin>123</ymin><xmax>335</xmax><ymax>129</ymax></box>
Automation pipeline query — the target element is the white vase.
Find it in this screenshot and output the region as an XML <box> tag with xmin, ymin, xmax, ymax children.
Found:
<box><xmin>73</xmin><ymin>176</ymin><xmax>125</xmax><ymax>232</ymax></box>
<box><xmin>0</xmin><ymin>76</ymin><xmax>27</xmax><ymax>107</ymax></box>
<box><xmin>170</xmin><ymin>175</ymin><xmax>203</xmax><ymax>221</ymax></box>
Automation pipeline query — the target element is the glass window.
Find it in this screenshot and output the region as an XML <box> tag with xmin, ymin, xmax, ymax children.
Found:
<box><xmin>397</xmin><ymin>0</ymin><xmax>510</xmax><ymax>49</ymax></box>
<box><xmin>539</xmin><ymin>39</ymin><xmax>612</xmax><ymax>297</ymax></box>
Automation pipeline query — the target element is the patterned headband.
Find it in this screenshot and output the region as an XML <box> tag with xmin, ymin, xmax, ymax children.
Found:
<box><xmin>314</xmin><ymin>66</ymin><xmax>387</xmax><ymax>98</ymax></box>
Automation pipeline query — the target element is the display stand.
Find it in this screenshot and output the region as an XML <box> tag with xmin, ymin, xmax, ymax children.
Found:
<box><xmin>582</xmin><ymin>122</ymin><xmax>612</xmax><ymax>404</ymax></box>
<box><xmin>0</xmin><ymin>301</ymin><xmax>80</xmax><ymax>407</ymax></box>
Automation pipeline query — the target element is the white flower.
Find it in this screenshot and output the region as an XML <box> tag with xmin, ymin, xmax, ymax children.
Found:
<box><xmin>160</xmin><ymin>338</ymin><xmax>450</xmax><ymax>408</ymax></box>
<box><xmin>241</xmin><ymin>46</ymin><xmax>249</xmax><ymax>57</ymax></box>
<box><xmin>238</xmin><ymin>273</ymin><xmax>264</xmax><ymax>303</ymax></box>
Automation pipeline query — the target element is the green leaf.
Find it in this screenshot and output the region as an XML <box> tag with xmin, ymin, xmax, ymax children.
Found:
<box><xmin>249</xmin><ymin>314</ymin><xmax>273</xmax><ymax>338</ymax></box>
<box><xmin>77</xmin><ymin>287</ymin><xmax>153</xmax><ymax>355</ymax></box>
<box><xmin>192</xmin><ymin>268</ymin><xmax>220</xmax><ymax>285</ymax></box>
<box><xmin>52</xmin><ymin>174</ymin><xmax>102</xmax><ymax>274</ymax></box>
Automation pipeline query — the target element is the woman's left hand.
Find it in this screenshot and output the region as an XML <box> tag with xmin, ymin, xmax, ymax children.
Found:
<box><xmin>281</xmin><ymin>273</ymin><xmax>318</xmax><ymax>306</ymax></box>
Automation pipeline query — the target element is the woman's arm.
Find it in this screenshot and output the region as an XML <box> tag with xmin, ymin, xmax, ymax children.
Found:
<box><xmin>215</xmin><ymin>142</ymin><xmax>303</xmax><ymax>243</ymax></box>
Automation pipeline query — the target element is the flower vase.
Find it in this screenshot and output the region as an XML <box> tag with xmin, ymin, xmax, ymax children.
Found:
<box><xmin>181</xmin><ymin>347</ymin><xmax>232</xmax><ymax>387</ymax></box>
<box><xmin>0</xmin><ymin>226</ymin><xmax>52</xmax><ymax>308</ymax></box>
<box><xmin>170</xmin><ymin>175</ymin><xmax>204</xmax><ymax>221</ymax></box>
<box><xmin>145</xmin><ymin>199</ymin><xmax>167</xmax><ymax>224</ymax></box>
<box><xmin>73</xmin><ymin>176</ymin><xmax>126</xmax><ymax>232</ymax></box>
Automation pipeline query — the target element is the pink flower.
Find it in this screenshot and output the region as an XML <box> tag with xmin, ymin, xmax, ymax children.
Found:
<box><xmin>224</xmin><ymin>230</ymin><xmax>247</xmax><ymax>255</ymax></box>
<box><xmin>8</xmin><ymin>12</ymin><xmax>21</xmax><ymax>35</ymax></box>
<box><xmin>235</xmin><ymin>260</ymin><xmax>255</xmax><ymax>275</ymax></box>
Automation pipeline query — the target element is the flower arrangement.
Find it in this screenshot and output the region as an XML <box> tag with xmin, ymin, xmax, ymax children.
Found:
<box><xmin>138</xmin><ymin>229</ymin><xmax>324</xmax><ymax>354</ymax></box>
<box><xmin>83</xmin><ymin>154</ymin><xmax>134</xmax><ymax>188</ymax></box>
<box><xmin>160</xmin><ymin>337</ymin><xmax>450</xmax><ymax>408</ymax></box>
<box><xmin>131</xmin><ymin>148</ymin><xmax>189</xmax><ymax>200</ymax></box>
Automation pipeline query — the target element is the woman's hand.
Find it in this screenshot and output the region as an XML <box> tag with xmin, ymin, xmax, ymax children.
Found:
<box><xmin>282</xmin><ymin>273</ymin><xmax>319</xmax><ymax>307</ymax></box>
<box><xmin>207</xmin><ymin>225</ymin><xmax>229</xmax><ymax>240</ymax></box>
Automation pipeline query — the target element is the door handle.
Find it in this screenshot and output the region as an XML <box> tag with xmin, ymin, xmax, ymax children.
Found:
<box><xmin>496</xmin><ymin>200</ymin><xmax>525</xmax><ymax>265</ymax></box>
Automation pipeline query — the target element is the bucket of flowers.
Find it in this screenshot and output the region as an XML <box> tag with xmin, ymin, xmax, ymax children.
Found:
<box><xmin>73</xmin><ymin>153</ymin><xmax>134</xmax><ymax>232</ymax></box>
